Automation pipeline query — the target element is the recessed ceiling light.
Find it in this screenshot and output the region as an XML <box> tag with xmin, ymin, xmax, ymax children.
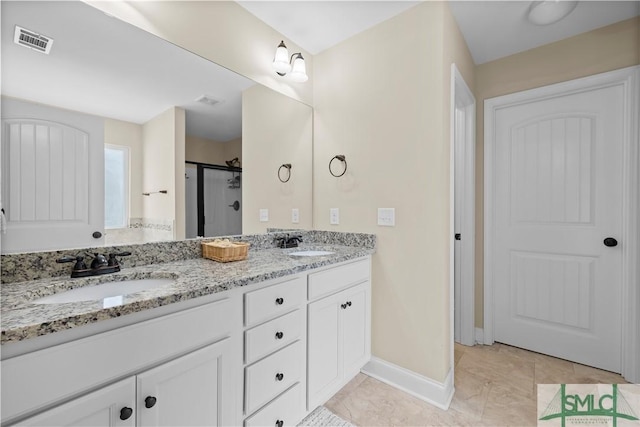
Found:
<box><xmin>528</xmin><ymin>0</ymin><xmax>579</xmax><ymax>26</ymax></box>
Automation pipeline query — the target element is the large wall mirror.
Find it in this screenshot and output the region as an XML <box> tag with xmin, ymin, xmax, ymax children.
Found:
<box><xmin>0</xmin><ymin>1</ymin><xmax>313</xmax><ymax>254</ymax></box>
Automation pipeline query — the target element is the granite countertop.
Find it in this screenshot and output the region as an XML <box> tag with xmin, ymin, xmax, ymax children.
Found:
<box><xmin>1</xmin><ymin>244</ymin><xmax>374</xmax><ymax>345</ymax></box>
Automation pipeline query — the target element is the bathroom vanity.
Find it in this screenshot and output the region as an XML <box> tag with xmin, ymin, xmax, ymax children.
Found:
<box><xmin>0</xmin><ymin>233</ymin><xmax>374</xmax><ymax>426</ymax></box>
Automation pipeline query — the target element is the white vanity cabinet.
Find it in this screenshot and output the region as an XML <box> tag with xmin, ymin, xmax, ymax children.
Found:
<box><xmin>242</xmin><ymin>275</ymin><xmax>307</xmax><ymax>427</ymax></box>
<box><xmin>306</xmin><ymin>258</ymin><xmax>371</xmax><ymax>411</ymax></box>
<box><xmin>2</xmin><ymin>297</ymin><xmax>241</xmax><ymax>427</ymax></box>
<box><xmin>17</xmin><ymin>340</ymin><xmax>229</xmax><ymax>427</ymax></box>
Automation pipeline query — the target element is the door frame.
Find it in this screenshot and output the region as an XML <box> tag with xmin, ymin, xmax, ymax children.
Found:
<box><xmin>450</xmin><ymin>63</ymin><xmax>476</xmax><ymax>351</ymax></box>
<box><xmin>484</xmin><ymin>65</ymin><xmax>639</xmax><ymax>382</ymax></box>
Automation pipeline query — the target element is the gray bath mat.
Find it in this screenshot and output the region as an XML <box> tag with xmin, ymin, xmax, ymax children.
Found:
<box><xmin>298</xmin><ymin>406</ymin><xmax>354</xmax><ymax>426</ymax></box>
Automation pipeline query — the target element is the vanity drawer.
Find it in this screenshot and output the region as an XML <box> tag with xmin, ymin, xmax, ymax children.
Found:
<box><xmin>245</xmin><ymin>309</ymin><xmax>303</xmax><ymax>364</ymax></box>
<box><xmin>244</xmin><ymin>276</ymin><xmax>305</xmax><ymax>327</ymax></box>
<box><xmin>245</xmin><ymin>340</ymin><xmax>302</xmax><ymax>415</ymax></box>
<box><xmin>244</xmin><ymin>383</ymin><xmax>303</xmax><ymax>427</ymax></box>
<box><xmin>308</xmin><ymin>258</ymin><xmax>370</xmax><ymax>301</ymax></box>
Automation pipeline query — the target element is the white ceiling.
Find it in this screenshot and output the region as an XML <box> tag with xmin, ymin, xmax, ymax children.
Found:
<box><xmin>449</xmin><ymin>1</ymin><xmax>640</xmax><ymax>64</ymax></box>
<box><xmin>1</xmin><ymin>1</ymin><xmax>255</xmax><ymax>142</ymax></box>
<box><xmin>237</xmin><ymin>1</ymin><xmax>420</xmax><ymax>55</ymax></box>
<box><xmin>238</xmin><ymin>1</ymin><xmax>639</xmax><ymax>63</ymax></box>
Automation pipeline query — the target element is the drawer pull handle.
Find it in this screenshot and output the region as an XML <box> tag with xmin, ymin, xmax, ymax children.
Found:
<box><xmin>275</xmin><ymin>297</ymin><xmax>284</xmax><ymax>305</ymax></box>
<box><xmin>347</xmin><ymin>301</ymin><xmax>352</xmax><ymax>307</ymax></box>
<box><xmin>120</xmin><ymin>407</ymin><xmax>133</xmax><ymax>420</ymax></box>
<box><xmin>275</xmin><ymin>331</ymin><xmax>284</xmax><ymax>339</ymax></box>
<box><xmin>276</xmin><ymin>420</ymin><xmax>284</xmax><ymax>427</ymax></box>
<box><xmin>341</xmin><ymin>303</ymin><xmax>347</xmax><ymax>309</ymax></box>
<box><xmin>275</xmin><ymin>372</ymin><xmax>284</xmax><ymax>381</ymax></box>
<box><xmin>145</xmin><ymin>396</ymin><xmax>157</xmax><ymax>409</ymax></box>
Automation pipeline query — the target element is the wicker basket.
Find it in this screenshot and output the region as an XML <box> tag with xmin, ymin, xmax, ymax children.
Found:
<box><xmin>202</xmin><ymin>241</ymin><xmax>249</xmax><ymax>263</ymax></box>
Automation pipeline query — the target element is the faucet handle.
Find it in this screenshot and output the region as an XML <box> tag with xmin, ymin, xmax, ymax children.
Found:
<box><xmin>108</xmin><ymin>252</ymin><xmax>131</xmax><ymax>267</ymax></box>
<box><xmin>57</xmin><ymin>255</ymin><xmax>87</xmax><ymax>271</ymax></box>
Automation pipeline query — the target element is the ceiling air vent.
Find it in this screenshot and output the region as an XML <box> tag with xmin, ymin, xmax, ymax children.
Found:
<box><xmin>195</xmin><ymin>95</ymin><xmax>223</xmax><ymax>107</ymax></box>
<box><xmin>14</xmin><ymin>25</ymin><xmax>54</xmax><ymax>54</ymax></box>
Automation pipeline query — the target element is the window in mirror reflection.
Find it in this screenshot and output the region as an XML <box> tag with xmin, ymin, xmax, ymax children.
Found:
<box><xmin>105</xmin><ymin>145</ymin><xmax>129</xmax><ymax>229</ymax></box>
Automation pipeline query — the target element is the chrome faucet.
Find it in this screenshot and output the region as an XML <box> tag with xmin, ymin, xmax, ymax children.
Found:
<box><xmin>57</xmin><ymin>252</ymin><xmax>131</xmax><ymax>278</ymax></box>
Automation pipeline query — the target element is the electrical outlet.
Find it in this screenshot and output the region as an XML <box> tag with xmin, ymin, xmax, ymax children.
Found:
<box><xmin>377</xmin><ymin>208</ymin><xmax>395</xmax><ymax>226</ymax></box>
<box><xmin>292</xmin><ymin>208</ymin><xmax>300</xmax><ymax>224</ymax></box>
<box><xmin>330</xmin><ymin>208</ymin><xmax>339</xmax><ymax>225</ymax></box>
<box><xmin>259</xmin><ymin>209</ymin><xmax>269</xmax><ymax>222</ymax></box>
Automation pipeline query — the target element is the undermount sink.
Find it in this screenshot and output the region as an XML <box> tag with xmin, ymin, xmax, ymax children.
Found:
<box><xmin>33</xmin><ymin>278</ymin><xmax>175</xmax><ymax>306</ymax></box>
<box><xmin>288</xmin><ymin>250</ymin><xmax>335</xmax><ymax>257</ymax></box>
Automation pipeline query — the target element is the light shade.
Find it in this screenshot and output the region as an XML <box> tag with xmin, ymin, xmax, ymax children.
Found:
<box><xmin>289</xmin><ymin>53</ymin><xmax>308</xmax><ymax>83</ymax></box>
<box><xmin>528</xmin><ymin>0</ymin><xmax>578</xmax><ymax>25</ymax></box>
<box><xmin>272</xmin><ymin>40</ymin><xmax>291</xmax><ymax>75</ymax></box>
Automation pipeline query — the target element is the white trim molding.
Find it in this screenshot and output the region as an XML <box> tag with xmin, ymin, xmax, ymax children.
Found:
<box><xmin>484</xmin><ymin>65</ymin><xmax>640</xmax><ymax>383</ymax></box>
<box><xmin>362</xmin><ymin>357</ymin><xmax>454</xmax><ymax>410</ymax></box>
<box><xmin>475</xmin><ymin>328</ymin><xmax>484</xmax><ymax>344</ymax></box>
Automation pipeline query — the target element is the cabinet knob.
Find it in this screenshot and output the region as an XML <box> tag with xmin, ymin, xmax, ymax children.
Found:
<box><xmin>145</xmin><ymin>396</ymin><xmax>157</xmax><ymax>408</ymax></box>
<box><xmin>275</xmin><ymin>331</ymin><xmax>284</xmax><ymax>339</ymax></box>
<box><xmin>275</xmin><ymin>297</ymin><xmax>284</xmax><ymax>305</ymax></box>
<box><xmin>347</xmin><ymin>301</ymin><xmax>352</xmax><ymax>307</ymax></box>
<box><xmin>275</xmin><ymin>372</ymin><xmax>284</xmax><ymax>381</ymax></box>
<box><xmin>119</xmin><ymin>407</ymin><xmax>133</xmax><ymax>420</ymax></box>
<box><xmin>276</xmin><ymin>420</ymin><xmax>284</xmax><ymax>427</ymax></box>
<box><xmin>341</xmin><ymin>303</ymin><xmax>347</xmax><ymax>309</ymax></box>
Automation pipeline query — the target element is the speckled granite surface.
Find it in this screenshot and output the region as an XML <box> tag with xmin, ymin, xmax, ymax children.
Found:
<box><xmin>1</xmin><ymin>230</ymin><xmax>375</xmax><ymax>284</ymax></box>
<box><xmin>1</xmin><ymin>235</ymin><xmax>375</xmax><ymax>344</ymax></box>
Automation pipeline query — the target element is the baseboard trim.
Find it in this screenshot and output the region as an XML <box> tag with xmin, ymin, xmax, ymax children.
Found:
<box><xmin>475</xmin><ymin>328</ymin><xmax>484</xmax><ymax>344</ymax></box>
<box><xmin>362</xmin><ymin>357</ymin><xmax>454</xmax><ymax>410</ymax></box>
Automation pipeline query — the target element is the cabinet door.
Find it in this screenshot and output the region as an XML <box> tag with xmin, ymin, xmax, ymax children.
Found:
<box><xmin>137</xmin><ymin>338</ymin><xmax>230</xmax><ymax>427</ymax></box>
<box><xmin>17</xmin><ymin>378</ymin><xmax>135</xmax><ymax>427</ymax></box>
<box><xmin>341</xmin><ymin>283</ymin><xmax>368</xmax><ymax>378</ymax></box>
<box><xmin>307</xmin><ymin>294</ymin><xmax>340</xmax><ymax>410</ymax></box>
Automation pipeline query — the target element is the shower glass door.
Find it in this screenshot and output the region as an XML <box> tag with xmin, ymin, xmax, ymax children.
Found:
<box><xmin>184</xmin><ymin>163</ymin><xmax>242</xmax><ymax>238</ymax></box>
<box><xmin>202</xmin><ymin>167</ymin><xmax>242</xmax><ymax>237</ymax></box>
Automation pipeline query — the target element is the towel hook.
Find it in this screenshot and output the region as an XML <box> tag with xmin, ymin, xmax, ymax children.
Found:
<box><xmin>329</xmin><ymin>155</ymin><xmax>347</xmax><ymax>177</ymax></box>
<box><xmin>278</xmin><ymin>164</ymin><xmax>292</xmax><ymax>183</ymax></box>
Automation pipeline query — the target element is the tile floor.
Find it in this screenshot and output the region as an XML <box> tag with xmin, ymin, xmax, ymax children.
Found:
<box><xmin>325</xmin><ymin>343</ymin><xmax>629</xmax><ymax>426</ymax></box>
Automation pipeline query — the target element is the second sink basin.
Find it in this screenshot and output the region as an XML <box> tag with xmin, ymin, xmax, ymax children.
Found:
<box><xmin>289</xmin><ymin>250</ymin><xmax>335</xmax><ymax>257</ymax></box>
<box><xmin>33</xmin><ymin>278</ymin><xmax>175</xmax><ymax>305</ymax></box>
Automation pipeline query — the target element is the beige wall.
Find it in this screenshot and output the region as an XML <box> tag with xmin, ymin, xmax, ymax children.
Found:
<box><xmin>104</xmin><ymin>118</ymin><xmax>143</xmax><ymax>219</ymax></box>
<box><xmin>142</xmin><ymin>107</ymin><xmax>186</xmax><ymax>239</ymax></box>
<box><xmin>313</xmin><ymin>2</ymin><xmax>474</xmax><ymax>383</ymax></box>
<box><xmin>185</xmin><ymin>135</ymin><xmax>242</xmax><ymax>167</ymax></box>
<box><xmin>474</xmin><ymin>17</ymin><xmax>640</xmax><ymax>327</ymax></box>
<box><xmin>242</xmin><ymin>85</ymin><xmax>313</xmax><ymax>233</ymax></box>
<box><xmin>87</xmin><ymin>1</ymin><xmax>313</xmax><ymax>106</ymax></box>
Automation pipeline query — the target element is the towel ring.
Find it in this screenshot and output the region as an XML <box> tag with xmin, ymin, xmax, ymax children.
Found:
<box><xmin>329</xmin><ymin>155</ymin><xmax>347</xmax><ymax>177</ymax></box>
<box><xmin>278</xmin><ymin>164</ymin><xmax>292</xmax><ymax>183</ymax></box>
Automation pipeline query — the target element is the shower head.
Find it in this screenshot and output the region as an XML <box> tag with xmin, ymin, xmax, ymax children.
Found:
<box><xmin>225</xmin><ymin>157</ymin><xmax>239</xmax><ymax>167</ymax></box>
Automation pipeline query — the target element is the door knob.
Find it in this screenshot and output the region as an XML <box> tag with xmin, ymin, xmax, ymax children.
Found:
<box><xmin>145</xmin><ymin>396</ymin><xmax>157</xmax><ymax>408</ymax></box>
<box><xmin>119</xmin><ymin>407</ymin><xmax>133</xmax><ymax>420</ymax></box>
<box><xmin>604</xmin><ymin>237</ymin><xmax>618</xmax><ymax>247</ymax></box>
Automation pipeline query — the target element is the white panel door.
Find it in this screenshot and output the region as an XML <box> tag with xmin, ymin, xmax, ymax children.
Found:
<box><xmin>18</xmin><ymin>378</ymin><xmax>136</xmax><ymax>427</ymax></box>
<box><xmin>137</xmin><ymin>339</ymin><xmax>229</xmax><ymax>427</ymax></box>
<box><xmin>1</xmin><ymin>97</ymin><xmax>104</xmax><ymax>252</ymax></box>
<box><xmin>492</xmin><ymin>84</ymin><xmax>624</xmax><ymax>372</ymax></box>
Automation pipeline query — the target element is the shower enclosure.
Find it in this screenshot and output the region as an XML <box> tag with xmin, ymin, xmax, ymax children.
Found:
<box><xmin>185</xmin><ymin>162</ymin><xmax>242</xmax><ymax>238</ymax></box>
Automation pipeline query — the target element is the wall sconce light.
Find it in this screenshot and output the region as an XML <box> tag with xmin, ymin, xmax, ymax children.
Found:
<box><xmin>272</xmin><ymin>40</ymin><xmax>308</xmax><ymax>83</ymax></box>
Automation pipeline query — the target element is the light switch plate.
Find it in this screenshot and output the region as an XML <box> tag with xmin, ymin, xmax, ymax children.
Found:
<box><xmin>291</xmin><ymin>208</ymin><xmax>300</xmax><ymax>224</ymax></box>
<box><xmin>378</xmin><ymin>208</ymin><xmax>395</xmax><ymax>226</ymax></box>
<box><xmin>259</xmin><ymin>209</ymin><xmax>269</xmax><ymax>222</ymax></box>
<box><xmin>330</xmin><ymin>208</ymin><xmax>339</xmax><ymax>225</ymax></box>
